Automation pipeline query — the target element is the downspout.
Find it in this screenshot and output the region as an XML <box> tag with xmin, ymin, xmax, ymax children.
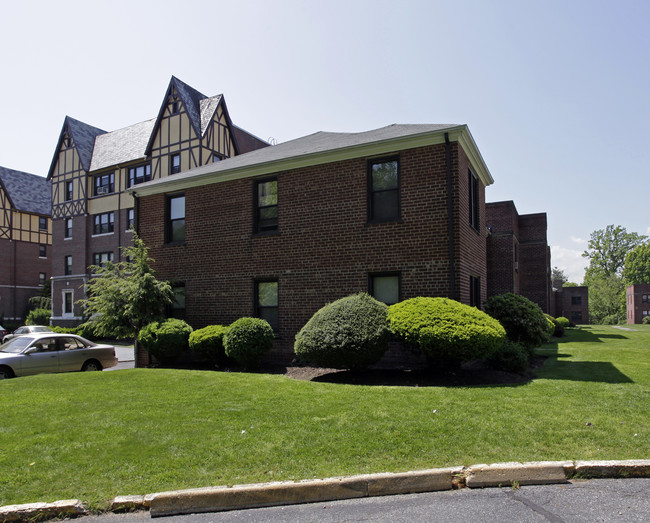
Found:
<box><xmin>132</xmin><ymin>192</ymin><xmax>146</xmax><ymax>368</ymax></box>
<box><xmin>445</xmin><ymin>133</ymin><xmax>456</xmax><ymax>300</ymax></box>
<box><xmin>12</xmin><ymin>238</ymin><xmax>17</xmax><ymax>321</ymax></box>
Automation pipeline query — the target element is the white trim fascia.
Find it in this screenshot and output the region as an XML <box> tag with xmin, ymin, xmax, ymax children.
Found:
<box><xmin>130</xmin><ymin>125</ymin><xmax>494</xmax><ymax>197</ymax></box>
<box><xmin>51</xmin><ymin>274</ymin><xmax>89</xmax><ymax>281</ymax></box>
<box><xmin>0</xmin><ymin>284</ymin><xmax>42</xmax><ymax>290</ymax></box>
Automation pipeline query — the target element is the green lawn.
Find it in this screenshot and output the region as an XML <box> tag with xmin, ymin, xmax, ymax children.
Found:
<box><xmin>0</xmin><ymin>325</ymin><xmax>648</xmax><ymax>509</ymax></box>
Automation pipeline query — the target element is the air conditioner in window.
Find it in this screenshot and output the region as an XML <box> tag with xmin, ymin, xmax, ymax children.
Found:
<box><xmin>97</xmin><ymin>187</ymin><xmax>109</xmax><ymax>195</ymax></box>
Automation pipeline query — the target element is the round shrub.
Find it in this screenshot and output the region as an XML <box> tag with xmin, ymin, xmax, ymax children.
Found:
<box><xmin>548</xmin><ymin>315</ymin><xmax>565</xmax><ymax>337</ymax></box>
<box><xmin>138</xmin><ymin>318</ymin><xmax>193</xmax><ymax>365</ymax></box>
<box><xmin>224</xmin><ymin>317</ymin><xmax>273</xmax><ymax>368</ymax></box>
<box><xmin>189</xmin><ymin>325</ymin><xmax>230</xmax><ymax>365</ymax></box>
<box><xmin>555</xmin><ymin>317</ymin><xmax>570</xmax><ymax>329</ymax></box>
<box><xmin>643</xmin><ymin>316</ymin><xmax>650</xmax><ymax>325</ymax></box>
<box><xmin>483</xmin><ymin>293</ymin><xmax>548</xmax><ymax>349</ymax></box>
<box><xmin>387</xmin><ymin>297</ymin><xmax>506</xmax><ymax>364</ymax></box>
<box><xmin>294</xmin><ymin>293</ymin><xmax>390</xmax><ymax>369</ymax></box>
<box><xmin>26</xmin><ymin>308</ymin><xmax>50</xmax><ymax>326</ymax></box>
<box><xmin>487</xmin><ymin>341</ymin><xmax>531</xmax><ymax>374</ymax></box>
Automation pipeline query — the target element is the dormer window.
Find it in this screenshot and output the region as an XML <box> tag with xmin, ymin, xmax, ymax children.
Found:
<box><xmin>171</xmin><ymin>99</ymin><xmax>180</xmax><ymax>114</ymax></box>
<box><xmin>170</xmin><ymin>154</ymin><xmax>181</xmax><ymax>175</ymax></box>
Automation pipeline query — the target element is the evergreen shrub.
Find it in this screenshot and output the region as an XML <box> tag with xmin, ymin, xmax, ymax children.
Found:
<box><xmin>138</xmin><ymin>318</ymin><xmax>193</xmax><ymax>365</ymax></box>
<box><xmin>555</xmin><ymin>317</ymin><xmax>570</xmax><ymax>329</ymax></box>
<box><xmin>25</xmin><ymin>308</ymin><xmax>50</xmax><ymax>326</ymax></box>
<box><xmin>484</xmin><ymin>293</ymin><xmax>548</xmax><ymax>349</ymax></box>
<box><xmin>488</xmin><ymin>340</ymin><xmax>532</xmax><ymax>374</ymax></box>
<box><xmin>387</xmin><ymin>297</ymin><xmax>506</xmax><ymax>364</ymax></box>
<box><xmin>189</xmin><ymin>325</ymin><xmax>230</xmax><ymax>365</ymax></box>
<box><xmin>224</xmin><ymin>317</ymin><xmax>273</xmax><ymax>368</ymax></box>
<box><xmin>294</xmin><ymin>293</ymin><xmax>390</xmax><ymax>369</ymax></box>
<box><xmin>643</xmin><ymin>316</ymin><xmax>650</xmax><ymax>325</ymax></box>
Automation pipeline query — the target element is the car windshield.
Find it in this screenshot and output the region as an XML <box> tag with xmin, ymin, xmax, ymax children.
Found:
<box><xmin>0</xmin><ymin>336</ymin><xmax>36</xmax><ymax>353</ymax></box>
<box><xmin>33</xmin><ymin>327</ymin><xmax>51</xmax><ymax>332</ymax></box>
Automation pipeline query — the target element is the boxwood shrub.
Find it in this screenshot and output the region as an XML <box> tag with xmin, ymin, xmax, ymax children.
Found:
<box><xmin>488</xmin><ymin>340</ymin><xmax>532</xmax><ymax>374</ymax></box>
<box><xmin>138</xmin><ymin>318</ymin><xmax>193</xmax><ymax>365</ymax></box>
<box><xmin>545</xmin><ymin>314</ymin><xmax>564</xmax><ymax>337</ymax></box>
<box><xmin>294</xmin><ymin>293</ymin><xmax>390</xmax><ymax>369</ymax></box>
<box><xmin>484</xmin><ymin>293</ymin><xmax>548</xmax><ymax>349</ymax></box>
<box><xmin>555</xmin><ymin>316</ymin><xmax>570</xmax><ymax>329</ymax></box>
<box><xmin>387</xmin><ymin>297</ymin><xmax>506</xmax><ymax>365</ymax></box>
<box><xmin>224</xmin><ymin>317</ymin><xmax>273</xmax><ymax>368</ymax></box>
<box><xmin>189</xmin><ymin>325</ymin><xmax>230</xmax><ymax>365</ymax></box>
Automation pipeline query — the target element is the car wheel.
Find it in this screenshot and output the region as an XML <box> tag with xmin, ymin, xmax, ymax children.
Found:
<box><xmin>0</xmin><ymin>366</ymin><xmax>15</xmax><ymax>379</ymax></box>
<box><xmin>82</xmin><ymin>360</ymin><xmax>103</xmax><ymax>372</ymax></box>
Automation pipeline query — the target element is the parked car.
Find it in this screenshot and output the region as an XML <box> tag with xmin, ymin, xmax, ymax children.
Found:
<box><xmin>0</xmin><ymin>325</ymin><xmax>7</xmax><ymax>339</ymax></box>
<box><xmin>0</xmin><ymin>333</ymin><xmax>118</xmax><ymax>379</ymax></box>
<box><xmin>2</xmin><ymin>325</ymin><xmax>52</xmax><ymax>344</ymax></box>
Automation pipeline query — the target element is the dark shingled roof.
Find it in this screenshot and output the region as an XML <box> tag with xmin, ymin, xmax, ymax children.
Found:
<box><xmin>0</xmin><ymin>166</ymin><xmax>51</xmax><ymax>215</ymax></box>
<box><xmin>65</xmin><ymin>117</ymin><xmax>107</xmax><ymax>171</ymax></box>
<box><xmin>90</xmin><ymin>119</ymin><xmax>155</xmax><ymax>171</ymax></box>
<box><xmin>172</xmin><ymin>76</ymin><xmax>207</xmax><ymax>138</ymax></box>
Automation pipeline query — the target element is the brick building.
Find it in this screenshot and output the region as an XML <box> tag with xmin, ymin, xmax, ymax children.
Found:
<box><xmin>0</xmin><ymin>167</ymin><xmax>51</xmax><ymax>321</ymax></box>
<box><xmin>626</xmin><ymin>284</ymin><xmax>650</xmax><ymax>324</ymax></box>
<box><xmin>485</xmin><ymin>201</ymin><xmax>552</xmax><ymax>313</ymax></box>
<box><xmin>555</xmin><ymin>286</ymin><xmax>589</xmax><ymax>324</ymax></box>
<box><xmin>131</xmin><ymin>124</ymin><xmax>494</xmax><ymax>365</ymax></box>
<box><xmin>46</xmin><ymin>77</ymin><xmax>267</xmax><ymax>326</ymax></box>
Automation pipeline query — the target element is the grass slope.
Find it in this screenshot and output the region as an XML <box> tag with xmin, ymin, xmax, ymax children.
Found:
<box><xmin>0</xmin><ymin>325</ymin><xmax>648</xmax><ymax>509</ymax></box>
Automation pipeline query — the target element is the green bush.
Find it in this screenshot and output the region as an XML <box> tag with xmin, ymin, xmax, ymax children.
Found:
<box><xmin>25</xmin><ymin>308</ymin><xmax>50</xmax><ymax>326</ymax></box>
<box><xmin>50</xmin><ymin>326</ymin><xmax>77</xmax><ymax>334</ymax></box>
<box><xmin>138</xmin><ymin>318</ymin><xmax>193</xmax><ymax>365</ymax></box>
<box><xmin>487</xmin><ymin>341</ymin><xmax>532</xmax><ymax>374</ymax></box>
<box><xmin>387</xmin><ymin>297</ymin><xmax>506</xmax><ymax>365</ymax></box>
<box><xmin>546</xmin><ymin>315</ymin><xmax>565</xmax><ymax>337</ymax></box>
<box><xmin>294</xmin><ymin>293</ymin><xmax>390</xmax><ymax>369</ymax></box>
<box><xmin>643</xmin><ymin>316</ymin><xmax>650</xmax><ymax>325</ymax></box>
<box><xmin>484</xmin><ymin>293</ymin><xmax>548</xmax><ymax>349</ymax></box>
<box><xmin>555</xmin><ymin>317</ymin><xmax>570</xmax><ymax>329</ymax></box>
<box><xmin>189</xmin><ymin>325</ymin><xmax>230</xmax><ymax>365</ymax></box>
<box><xmin>224</xmin><ymin>317</ymin><xmax>273</xmax><ymax>368</ymax></box>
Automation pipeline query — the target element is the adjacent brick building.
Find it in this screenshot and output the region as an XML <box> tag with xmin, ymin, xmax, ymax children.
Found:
<box><xmin>485</xmin><ymin>201</ymin><xmax>552</xmax><ymax>313</ymax></box>
<box><xmin>555</xmin><ymin>286</ymin><xmax>589</xmax><ymax>324</ymax></box>
<box><xmin>132</xmin><ymin>124</ymin><xmax>494</xmax><ymax>365</ymax></box>
<box><xmin>626</xmin><ymin>284</ymin><xmax>650</xmax><ymax>324</ymax></box>
<box><xmin>0</xmin><ymin>167</ymin><xmax>51</xmax><ymax>321</ymax></box>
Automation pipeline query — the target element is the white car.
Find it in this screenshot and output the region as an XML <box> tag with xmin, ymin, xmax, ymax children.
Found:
<box><xmin>2</xmin><ymin>325</ymin><xmax>52</xmax><ymax>344</ymax></box>
<box><xmin>0</xmin><ymin>333</ymin><xmax>118</xmax><ymax>379</ymax></box>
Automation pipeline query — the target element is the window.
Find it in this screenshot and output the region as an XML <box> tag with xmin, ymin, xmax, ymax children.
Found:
<box><xmin>643</xmin><ymin>294</ymin><xmax>650</xmax><ymax>304</ymax></box>
<box><xmin>166</xmin><ymin>195</ymin><xmax>185</xmax><ymax>243</ymax></box>
<box><xmin>643</xmin><ymin>310</ymin><xmax>650</xmax><ymax>317</ymax></box>
<box><xmin>39</xmin><ymin>244</ymin><xmax>47</xmax><ymax>258</ymax></box>
<box><xmin>571</xmin><ymin>296</ymin><xmax>582</xmax><ymax>306</ymax></box>
<box><xmin>255</xmin><ymin>178</ymin><xmax>278</xmax><ymax>233</ymax></box>
<box><xmin>127</xmin><ymin>208</ymin><xmax>135</xmax><ymax>230</ymax></box>
<box><xmin>170</xmin><ymin>154</ymin><xmax>181</xmax><ymax>175</ymax></box>
<box><xmin>38</xmin><ymin>216</ymin><xmax>47</xmax><ymax>230</ymax></box>
<box><xmin>171</xmin><ymin>99</ymin><xmax>180</xmax><ymax>114</ymax></box>
<box><xmin>256</xmin><ymin>280</ymin><xmax>279</xmax><ymax>332</ymax></box>
<box><xmin>170</xmin><ymin>283</ymin><xmax>186</xmax><ymax>319</ymax></box>
<box><xmin>469</xmin><ymin>168</ymin><xmax>480</xmax><ymax>230</ymax></box>
<box><xmin>64</xmin><ymin>255</ymin><xmax>72</xmax><ymax>276</ymax></box>
<box><xmin>39</xmin><ymin>273</ymin><xmax>46</xmax><ymax>285</ymax></box>
<box><xmin>212</xmin><ymin>153</ymin><xmax>222</xmax><ymax>163</ymax></box>
<box><xmin>368</xmin><ymin>157</ymin><xmax>399</xmax><ymax>222</ymax></box>
<box><xmin>369</xmin><ymin>273</ymin><xmax>400</xmax><ymax>305</ymax></box>
<box><xmin>92</xmin><ymin>252</ymin><xmax>114</xmax><ymax>267</ymax></box>
<box><xmin>128</xmin><ymin>164</ymin><xmax>151</xmax><ymax>187</ymax></box>
<box><xmin>94</xmin><ymin>172</ymin><xmax>114</xmax><ymax>195</ymax></box>
<box><xmin>65</xmin><ymin>181</ymin><xmax>73</xmax><ymax>201</ymax></box>
<box><xmin>470</xmin><ymin>275</ymin><xmax>481</xmax><ymax>308</ymax></box>
<box><xmin>63</xmin><ymin>291</ymin><xmax>74</xmax><ymax>316</ymax></box>
<box><xmin>93</xmin><ymin>212</ymin><xmax>114</xmax><ymax>235</ymax></box>
<box><xmin>64</xmin><ymin>218</ymin><xmax>72</xmax><ymax>239</ymax></box>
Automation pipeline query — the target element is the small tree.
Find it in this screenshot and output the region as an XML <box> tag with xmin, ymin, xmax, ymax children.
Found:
<box><xmin>79</xmin><ymin>232</ymin><xmax>174</xmax><ymax>345</ymax></box>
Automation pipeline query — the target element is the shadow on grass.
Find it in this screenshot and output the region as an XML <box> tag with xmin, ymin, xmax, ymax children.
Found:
<box><xmin>564</xmin><ymin>326</ymin><xmax>628</xmax><ymax>342</ymax></box>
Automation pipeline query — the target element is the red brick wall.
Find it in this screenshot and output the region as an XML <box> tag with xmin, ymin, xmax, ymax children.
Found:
<box><xmin>556</xmin><ymin>286</ymin><xmax>589</xmax><ymax>324</ymax></box>
<box><xmin>138</xmin><ymin>142</ymin><xmax>487</xmax><ymax>365</ymax></box>
<box><xmin>626</xmin><ymin>284</ymin><xmax>650</xmax><ymax>324</ymax></box>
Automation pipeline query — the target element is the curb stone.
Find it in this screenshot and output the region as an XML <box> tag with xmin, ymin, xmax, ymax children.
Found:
<box><xmin>2</xmin><ymin>460</ymin><xmax>649</xmax><ymax>520</ymax></box>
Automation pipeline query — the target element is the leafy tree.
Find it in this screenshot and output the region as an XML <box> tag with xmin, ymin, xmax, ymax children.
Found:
<box><xmin>582</xmin><ymin>225</ymin><xmax>646</xmax><ymax>277</ymax></box>
<box><xmin>79</xmin><ymin>232</ymin><xmax>173</xmax><ymax>340</ymax></box>
<box><xmin>583</xmin><ymin>271</ymin><xmax>626</xmax><ymax>324</ymax></box>
<box><xmin>551</xmin><ymin>267</ymin><xmax>568</xmax><ymax>290</ymax></box>
<box><xmin>623</xmin><ymin>243</ymin><xmax>650</xmax><ymax>285</ymax></box>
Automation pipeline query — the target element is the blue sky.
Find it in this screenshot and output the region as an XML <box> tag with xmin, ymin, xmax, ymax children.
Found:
<box><xmin>1</xmin><ymin>0</ymin><xmax>648</xmax><ymax>282</ymax></box>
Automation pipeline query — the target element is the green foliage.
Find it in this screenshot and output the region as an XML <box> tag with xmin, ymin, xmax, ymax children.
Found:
<box><xmin>546</xmin><ymin>315</ymin><xmax>565</xmax><ymax>337</ymax></box>
<box><xmin>555</xmin><ymin>317</ymin><xmax>570</xmax><ymax>328</ymax></box>
<box><xmin>487</xmin><ymin>341</ymin><xmax>532</xmax><ymax>374</ymax></box>
<box><xmin>483</xmin><ymin>293</ymin><xmax>548</xmax><ymax>349</ymax></box>
<box><xmin>551</xmin><ymin>267</ymin><xmax>568</xmax><ymax>290</ymax></box>
<box><xmin>28</xmin><ymin>295</ymin><xmax>51</xmax><ymax>311</ymax></box>
<box><xmin>50</xmin><ymin>326</ymin><xmax>77</xmax><ymax>334</ymax></box>
<box><xmin>224</xmin><ymin>317</ymin><xmax>274</xmax><ymax>368</ymax></box>
<box><xmin>294</xmin><ymin>293</ymin><xmax>390</xmax><ymax>369</ymax></box>
<box><xmin>623</xmin><ymin>243</ymin><xmax>650</xmax><ymax>285</ymax></box>
<box><xmin>642</xmin><ymin>316</ymin><xmax>650</xmax><ymax>325</ymax></box>
<box><xmin>583</xmin><ymin>271</ymin><xmax>625</xmax><ymax>324</ymax></box>
<box><xmin>189</xmin><ymin>325</ymin><xmax>230</xmax><ymax>365</ymax></box>
<box><xmin>25</xmin><ymin>308</ymin><xmax>50</xmax><ymax>326</ymax></box>
<box><xmin>138</xmin><ymin>318</ymin><xmax>193</xmax><ymax>365</ymax></box>
<box><xmin>543</xmin><ymin>314</ymin><xmax>558</xmax><ymax>338</ymax></box>
<box><xmin>582</xmin><ymin>225</ymin><xmax>647</xmax><ymax>277</ymax></box>
<box><xmin>80</xmin><ymin>233</ymin><xmax>174</xmax><ymax>340</ymax></box>
<box><xmin>387</xmin><ymin>297</ymin><xmax>505</xmax><ymax>364</ymax></box>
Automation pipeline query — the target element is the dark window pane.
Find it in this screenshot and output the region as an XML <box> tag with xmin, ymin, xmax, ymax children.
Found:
<box><xmin>372</xmin><ymin>191</ymin><xmax>399</xmax><ymax>221</ymax></box>
<box><xmin>259</xmin><ymin>307</ymin><xmax>279</xmax><ymax>332</ymax></box>
<box><xmin>372</xmin><ymin>161</ymin><xmax>398</xmax><ymax>190</ymax></box>
<box><xmin>372</xmin><ymin>276</ymin><xmax>399</xmax><ymax>305</ymax></box>
<box><xmin>258</xmin><ymin>181</ymin><xmax>277</xmax><ymax>206</ymax></box>
<box><xmin>171</xmin><ymin>220</ymin><xmax>185</xmax><ymax>242</ymax></box>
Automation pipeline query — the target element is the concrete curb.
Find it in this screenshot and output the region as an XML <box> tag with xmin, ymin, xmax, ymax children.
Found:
<box><xmin>2</xmin><ymin>460</ymin><xmax>649</xmax><ymax>520</ymax></box>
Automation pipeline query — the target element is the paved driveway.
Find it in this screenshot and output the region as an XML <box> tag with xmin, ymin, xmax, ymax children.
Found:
<box><xmin>106</xmin><ymin>344</ymin><xmax>134</xmax><ymax>370</ymax></box>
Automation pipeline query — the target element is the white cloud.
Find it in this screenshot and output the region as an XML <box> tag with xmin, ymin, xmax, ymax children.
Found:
<box><xmin>551</xmin><ymin>245</ymin><xmax>588</xmax><ymax>284</ymax></box>
<box><xmin>570</xmin><ymin>235</ymin><xmax>587</xmax><ymax>244</ymax></box>
<box><xmin>646</xmin><ymin>227</ymin><xmax>650</xmax><ymax>236</ymax></box>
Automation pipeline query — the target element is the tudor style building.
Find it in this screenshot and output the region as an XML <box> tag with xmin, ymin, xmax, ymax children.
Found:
<box><xmin>0</xmin><ymin>167</ymin><xmax>51</xmax><ymax>321</ymax></box>
<box><xmin>47</xmin><ymin>77</ymin><xmax>267</xmax><ymax>326</ymax></box>
<box><xmin>131</xmin><ymin>124</ymin><xmax>493</xmax><ymax>365</ymax></box>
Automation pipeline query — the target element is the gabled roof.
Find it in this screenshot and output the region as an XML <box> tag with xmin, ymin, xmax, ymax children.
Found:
<box><xmin>0</xmin><ymin>166</ymin><xmax>51</xmax><ymax>215</ymax></box>
<box><xmin>47</xmin><ymin>116</ymin><xmax>107</xmax><ymax>179</ymax></box>
<box><xmin>131</xmin><ymin>123</ymin><xmax>494</xmax><ymax>197</ymax></box>
<box><xmin>89</xmin><ymin>119</ymin><xmax>156</xmax><ymax>172</ymax></box>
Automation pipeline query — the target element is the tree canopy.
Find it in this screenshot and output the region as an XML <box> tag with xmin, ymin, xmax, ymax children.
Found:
<box><xmin>582</xmin><ymin>225</ymin><xmax>647</xmax><ymax>277</ymax></box>
<box><xmin>80</xmin><ymin>233</ymin><xmax>173</xmax><ymax>339</ymax></box>
<box><xmin>623</xmin><ymin>243</ymin><xmax>650</xmax><ymax>285</ymax></box>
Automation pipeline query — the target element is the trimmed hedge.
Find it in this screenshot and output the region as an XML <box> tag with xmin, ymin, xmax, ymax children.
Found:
<box><xmin>224</xmin><ymin>317</ymin><xmax>273</xmax><ymax>368</ymax></box>
<box><xmin>387</xmin><ymin>297</ymin><xmax>506</xmax><ymax>364</ymax></box>
<box><xmin>484</xmin><ymin>293</ymin><xmax>548</xmax><ymax>349</ymax></box>
<box><xmin>138</xmin><ymin>318</ymin><xmax>193</xmax><ymax>365</ymax></box>
<box><xmin>555</xmin><ymin>317</ymin><xmax>570</xmax><ymax>329</ymax></box>
<box><xmin>294</xmin><ymin>293</ymin><xmax>390</xmax><ymax>369</ymax></box>
<box><xmin>189</xmin><ymin>325</ymin><xmax>230</xmax><ymax>365</ymax></box>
